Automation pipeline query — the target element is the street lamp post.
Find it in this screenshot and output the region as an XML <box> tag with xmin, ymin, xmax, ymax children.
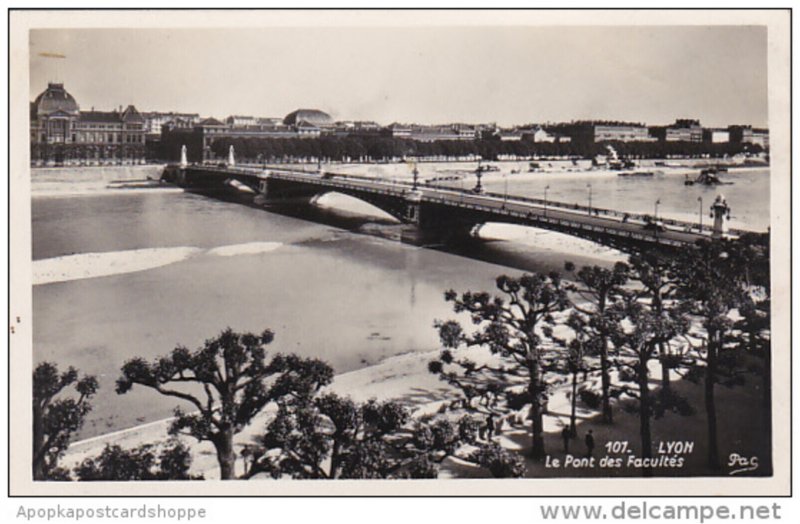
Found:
<box><xmin>697</xmin><ymin>196</ymin><xmax>703</xmax><ymax>232</ymax></box>
<box><xmin>654</xmin><ymin>199</ymin><xmax>660</xmax><ymax>221</ymax></box>
<box><xmin>503</xmin><ymin>172</ymin><xmax>508</xmax><ymax>208</ymax></box>
<box><xmin>544</xmin><ymin>184</ymin><xmax>550</xmax><ymax>216</ymax></box>
<box><xmin>586</xmin><ymin>183</ymin><xmax>592</xmax><ymax>213</ymax></box>
<box><xmin>412</xmin><ymin>165</ymin><xmax>419</xmax><ymax>191</ymax></box>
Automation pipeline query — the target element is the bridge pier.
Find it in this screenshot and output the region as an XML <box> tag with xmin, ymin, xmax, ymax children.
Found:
<box><xmin>400</xmin><ymin>192</ymin><xmax>478</xmax><ymax>246</ymax></box>
<box><xmin>399</xmin><ymin>225</ymin><xmax>476</xmax><ymax>246</ymax></box>
<box><xmin>161</xmin><ymin>164</ymin><xmax>187</xmax><ymax>185</ymax></box>
<box><xmin>256</xmin><ymin>175</ymin><xmax>319</xmax><ymax>206</ymax></box>
<box><xmin>159</xmin><ymin>164</ymin><xmax>757</xmax><ymax>253</ymax></box>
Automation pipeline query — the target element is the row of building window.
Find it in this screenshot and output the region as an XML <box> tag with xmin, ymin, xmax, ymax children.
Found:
<box><xmin>36</xmin><ymin>133</ymin><xmax>145</xmax><ymax>144</ymax></box>
<box><xmin>78</xmin><ymin>124</ymin><xmax>120</xmax><ymax>130</ymax></box>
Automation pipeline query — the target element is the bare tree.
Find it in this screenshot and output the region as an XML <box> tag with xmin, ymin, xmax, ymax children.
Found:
<box><xmin>610</xmin><ymin>295</ymin><xmax>688</xmax><ymax>476</ymax></box>
<box><xmin>116</xmin><ymin>328</ymin><xmax>333</xmax><ymax>479</ymax></box>
<box><xmin>430</xmin><ymin>273</ymin><xmax>570</xmax><ymax>460</ymax></box>
<box><xmin>563</xmin><ymin>262</ymin><xmax>629</xmax><ymax>423</ymax></box>
<box><xmin>244</xmin><ymin>393</ymin><xmax>479</xmax><ymax>479</ymax></box>
<box><xmin>673</xmin><ymin>239</ymin><xmax>753</xmax><ymax>470</ymax></box>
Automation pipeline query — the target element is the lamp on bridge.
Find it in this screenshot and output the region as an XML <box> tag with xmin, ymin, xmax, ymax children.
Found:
<box><xmin>586</xmin><ymin>183</ymin><xmax>592</xmax><ymax>212</ymax></box>
<box><xmin>697</xmin><ymin>196</ymin><xmax>703</xmax><ymax>232</ymax></box>
<box><xmin>544</xmin><ymin>185</ymin><xmax>550</xmax><ymax>216</ymax></box>
<box><xmin>710</xmin><ymin>194</ymin><xmax>731</xmax><ymax>238</ymax></box>
<box><xmin>474</xmin><ymin>160</ymin><xmax>484</xmax><ymax>194</ymax></box>
<box><xmin>503</xmin><ymin>171</ymin><xmax>509</xmax><ymax>208</ymax></box>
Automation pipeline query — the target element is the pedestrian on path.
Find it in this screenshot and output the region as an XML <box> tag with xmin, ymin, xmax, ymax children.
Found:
<box><xmin>585</xmin><ymin>429</ymin><xmax>595</xmax><ymax>458</ymax></box>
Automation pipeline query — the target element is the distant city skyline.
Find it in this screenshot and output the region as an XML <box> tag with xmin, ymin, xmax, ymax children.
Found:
<box><xmin>30</xmin><ymin>25</ymin><xmax>768</xmax><ymax>128</ymax></box>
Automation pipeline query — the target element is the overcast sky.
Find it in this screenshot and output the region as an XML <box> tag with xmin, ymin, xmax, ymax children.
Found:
<box><xmin>29</xmin><ymin>26</ymin><xmax>768</xmax><ymax>127</ymax></box>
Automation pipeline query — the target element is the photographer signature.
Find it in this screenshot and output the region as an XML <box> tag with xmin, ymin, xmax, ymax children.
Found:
<box><xmin>728</xmin><ymin>453</ymin><xmax>759</xmax><ymax>475</ymax></box>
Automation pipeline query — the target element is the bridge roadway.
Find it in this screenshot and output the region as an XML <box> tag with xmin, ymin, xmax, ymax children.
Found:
<box><xmin>266</xmin><ymin>169</ymin><xmax>705</xmax><ymax>249</ymax></box>
<box><xmin>168</xmin><ymin>164</ymin><xmax>755</xmax><ymax>251</ymax></box>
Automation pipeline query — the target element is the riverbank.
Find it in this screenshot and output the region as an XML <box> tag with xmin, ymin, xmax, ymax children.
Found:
<box><xmin>322</xmin><ymin>158</ymin><xmax>768</xmax><ymax>182</ymax></box>
<box><xmin>31</xmin><ymin>164</ymin><xmax>166</xmax><ymax>197</ymax></box>
<box><xmin>59</xmin><ymin>349</ymin><xmax>450</xmax><ymax>478</ymax></box>
<box><xmin>60</xmin><ymin>338</ymin><xmax>769</xmax><ymax>479</ymax></box>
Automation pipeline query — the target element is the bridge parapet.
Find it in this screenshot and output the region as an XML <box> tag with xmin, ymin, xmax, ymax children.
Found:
<box><xmin>163</xmin><ymin>164</ymin><xmax>762</xmax><ymax>252</ymax></box>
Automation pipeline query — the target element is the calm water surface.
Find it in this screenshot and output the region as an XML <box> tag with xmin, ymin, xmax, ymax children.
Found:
<box><xmin>31</xmin><ymin>164</ymin><xmax>770</xmax><ymax>438</ymax></box>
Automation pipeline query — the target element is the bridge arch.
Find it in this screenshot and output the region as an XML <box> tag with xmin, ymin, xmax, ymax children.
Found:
<box><xmin>168</xmin><ymin>166</ymin><xmax>750</xmax><ymax>257</ymax></box>
<box><xmin>471</xmin><ymin>222</ymin><xmax>627</xmax><ymax>259</ymax></box>
<box><xmin>457</xmin><ymin>215</ymin><xmax>677</xmax><ymax>255</ymax></box>
<box><xmin>308</xmin><ymin>191</ymin><xmax>404</xmax><ymax>223</ymax></box>
<box><xmin>259</xmin><ymin>176</ymin><xmax>414</xmax><ymax>223</ymax></box>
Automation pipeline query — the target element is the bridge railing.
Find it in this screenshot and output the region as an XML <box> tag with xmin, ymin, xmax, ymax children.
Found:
<box><xmin>427</xmin><ymin>184</ymin><xmax>752</xmax><ymax>236</ymax></box>
<box><xmin>177</xmin><ymin>165</ymin><xmax>755</xmax><ymax>237</ymax></box>
<box><xmin>269</xmin><ymin>170</ymin><xmax>410</xmax><ymax>197</ymax></box>
<box><xmin>418</xmin><ymin>193</ymin><xmax>688</xmax><ymax>247</ymax></box>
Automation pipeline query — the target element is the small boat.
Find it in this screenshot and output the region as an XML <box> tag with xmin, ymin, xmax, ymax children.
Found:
<box><xmin>106</xmin><ymin>179</ymin><xmax>163</xmax><ymax>189</ymax></box>
<box><xmin>686</xmin><ymin>168</ymin><xmax>733</xmax><ymax>186</ymax></box>
<box><xmin>609</xmin><ymin>159</ymin><xmax>636</xmax><ymax>170</ymax></box>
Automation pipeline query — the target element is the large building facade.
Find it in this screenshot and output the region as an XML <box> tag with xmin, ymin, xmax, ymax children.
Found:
<box><xmin>593</xmin><ymin>124</ymin><xmax>655</xmax><ymax>142</ymax></box>
<box><xmin>30</xmin><ymin>83</ymin><xmax>146</xmax><ymax>166</ymax></box>
<box><xmin>665</xmin><ymin>119</ymin><xmax>703</xmax><ymax>142</ymax></box>
<box><xmin>728</xmin><ymin>125</ymin><xmax>769</xmax><ymax>149</ymax></box>
<box><xmin>160</xmin><ymin>109</ymin><xmax>338</xmax><ymax>163</ymax></box>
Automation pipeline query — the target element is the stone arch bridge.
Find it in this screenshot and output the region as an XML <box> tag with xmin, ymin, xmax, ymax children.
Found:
<box><xmin>162</xmin><ymin>164</ymin><xmax>754</xmax><ymax>254</ymax></box>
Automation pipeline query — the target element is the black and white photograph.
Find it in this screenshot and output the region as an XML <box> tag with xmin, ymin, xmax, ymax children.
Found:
<box><xmin>8</xmin><ymin>8</ymin><xmax>790</xmax><ymax>497</ymax></box>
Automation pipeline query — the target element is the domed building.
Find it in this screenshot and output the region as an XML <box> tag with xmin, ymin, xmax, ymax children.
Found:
<box><xmin>283</xmin><ymin>109</ymin><xmax>333</xmax><ymax>127</ymax></box>
<box><xmin>33</xmin><ymin>82</ymin><xmax>80</xmax><ymax>119</ymax></box>
<box><xmin>30</xmin><ymin>82</ymin><xmax>146</xmax><ymax>166</ymax></box>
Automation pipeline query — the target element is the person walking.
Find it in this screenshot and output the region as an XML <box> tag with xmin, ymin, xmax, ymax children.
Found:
<box><xmin>585</xmin><ymin>429</ymin><xmax>595</xmax><ymax>458</ymax></box>
<box><xmin>485</xmin><ymin>414</ymin><xmax>496</xmax><ymax>440</ymax></box>
<box><xmin>561</xmin><ymin>426</ymin><xmax>571</xmax><ymax>454</ymax></box>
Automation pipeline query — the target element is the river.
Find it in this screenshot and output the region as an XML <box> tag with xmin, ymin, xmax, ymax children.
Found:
<box><xmin>30</xmin><ymin>163</ymin><xmax>770</xmax><ymax>438</ymax></box>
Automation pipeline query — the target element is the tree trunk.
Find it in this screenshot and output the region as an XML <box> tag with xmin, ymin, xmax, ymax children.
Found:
<box><xmin>653</xmin><ymin>293</ymin><xmax>671</xmax><ymax>392</ymax></box>
<box><xmin>32</xmin><ymin>403</ymin><xmax>45</xmax><ymax>480</ymax></box>
<box><xmin>659</xmin><ymin>341</ymin><xmax>671</xmax><ymax>391</ymax></box>
<box><xmin>638</xmin><ymin>358</ymin><xmax>653</xmax><ymax>477</ymax></box>
<box><xmin>705</xmin><ymin>332</ymin><xmax>720</xmax><ymax>470</ymax></box>
<box><xmin>330</xmin><ymin>438</ymin><xmax>342</xmax><ymax>479</ymax></box>
<box><xmin>529</xmin><ymin>361</ymin><xmax>546</xmax><ymax>460</ymax></box>
<box><xmin>597</xmin><ymin>294</ymin><xmax>613</xmax><ymax>425</ymax></box>
<box><xmin>570</xmin><ymin>370</ymin><xmax>578</xmax><ymax>437</ymax></box>
<box><xmin>600</xmin><ymin>338</ymin><xmax>613</xmax><ymax>424</ymax></box>
<box><xmin>214</xmin><ymin>429</ymin><xmax>237</xmax><ymax>480</ymax></box>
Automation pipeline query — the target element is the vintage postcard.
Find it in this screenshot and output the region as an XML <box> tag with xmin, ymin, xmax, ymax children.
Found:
<box><xmin>8</xmin><ymin>9</ymin><xmax>791</xmax><ymax>496</ymax></box>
